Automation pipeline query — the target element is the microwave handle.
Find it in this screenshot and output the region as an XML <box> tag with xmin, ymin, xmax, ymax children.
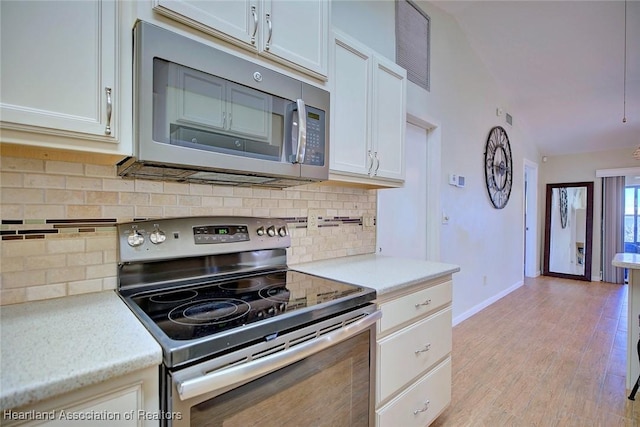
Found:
<box><xmin>291</xmin><ymin>99</ymin><xmax>307</xmax><ymax>164</ymax></box>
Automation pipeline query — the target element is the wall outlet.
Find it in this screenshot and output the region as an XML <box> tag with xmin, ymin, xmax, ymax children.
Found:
<box><xmin>307</xmin><ymin>210</ymin><xmax>319</xmax><ymax>231</ymax></box>
<box><xmin>363</xmin><ymin>214</ymin><xmax>375</xmax><ymax>230</ymax></box>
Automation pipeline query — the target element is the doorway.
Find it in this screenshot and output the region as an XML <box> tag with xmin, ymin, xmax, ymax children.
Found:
<box><xmin>524</xmin><ymin>159</ymin><xmax>539</xmax><ymax>277</ymax></box>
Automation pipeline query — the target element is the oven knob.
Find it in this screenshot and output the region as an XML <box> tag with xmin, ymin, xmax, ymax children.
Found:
<box><xmin>278</xmin><ymin>227</ymin><xmax>288</xmax><ymax>237</ymax></box>
<box><xmin>267</xmin><ymin>306</ymin><xmax>276</xmax><ymax>315</ymax></box>
<box><xmin>256</xmin><ymin>226</ymin><xmax>265</xmax><ymax>236</ymax></box>
<box><xmin>267</xmin><ymin>226</ymin><xmax>276</xmax><ymax>237</ymax></box>
<box><xmin>127</xmin><ymin>230</ymin><xmax>145</xmax><ymax>247</ymax></box>
<box><xmin>150</xmin><ymin>229</ymin><xmax>166</xmax><ymax>244</ymax></box>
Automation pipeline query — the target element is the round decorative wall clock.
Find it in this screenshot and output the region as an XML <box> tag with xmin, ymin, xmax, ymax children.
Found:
<box><xmin>484</xmin><ymin>126</ymin><xmax>513</xmax><ymax>209</ymax></box>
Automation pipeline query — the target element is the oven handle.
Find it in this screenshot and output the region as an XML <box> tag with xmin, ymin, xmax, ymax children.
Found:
<box><xmin>175</xmin><ymin>309</ymin><xmax>382</xmax><ymax>401</ymax></box>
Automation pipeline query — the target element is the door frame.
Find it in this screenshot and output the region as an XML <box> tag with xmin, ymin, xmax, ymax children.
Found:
<box><xmin>524</xmin><ymin>159</ymin><xmax>539</xmax><ymax>277</ymax></box>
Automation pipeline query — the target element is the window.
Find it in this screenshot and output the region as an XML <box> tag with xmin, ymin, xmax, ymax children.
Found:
<box><xmin>624</xmin><ymin>186</ymin><xmax>640</xmax><ymax>252</ymax></box>
<box><xmin>395</xmin><ymin>0</ymin><xmax>430</xmax><ymax>91</ymax></box>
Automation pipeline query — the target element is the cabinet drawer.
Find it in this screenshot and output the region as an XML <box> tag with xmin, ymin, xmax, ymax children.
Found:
<box><xmin>377</xmin><ymin>357</ymin><xmax>452</xmax><ymax>427</ymax></box>
<box><xmin>378</xmin><ymin>280</ymin><xmax>451</xmax><ymax>334</ymax></box>
<box><xmin>377</xmin><ymin>307</ymin><xmax>452</xmax><ymax>403</ymax></box>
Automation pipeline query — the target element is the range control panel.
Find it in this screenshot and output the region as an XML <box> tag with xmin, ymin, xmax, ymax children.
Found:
<box><xmin>117</xmin><ymin>216</ymin><xmax>290</xmax><ymax>263</ymax></box>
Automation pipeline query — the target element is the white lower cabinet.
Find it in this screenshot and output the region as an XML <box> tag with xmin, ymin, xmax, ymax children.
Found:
<box><xmin>375</xmin><ymin>276</ymin><xmax>453</xmax><ymax>426</ymax></box>
<box><xmin>2</xmin><ymin>367</ymin><xmax>159</xmax><ymax>427</ymax></box>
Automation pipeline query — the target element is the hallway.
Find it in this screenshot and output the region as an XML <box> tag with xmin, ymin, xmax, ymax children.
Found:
<box><xmin>432</xmin><ymin>276</ymin><xmax>639</xmax><ymax>426</ymax></box>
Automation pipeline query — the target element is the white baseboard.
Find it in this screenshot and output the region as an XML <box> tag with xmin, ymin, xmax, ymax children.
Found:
<box><xmin>452</xmin><ymin>280</ymin><xmax>524</xmax><ymax>326</ymax></box>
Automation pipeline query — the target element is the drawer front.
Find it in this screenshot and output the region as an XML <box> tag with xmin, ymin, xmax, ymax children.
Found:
<box><xmin>378</xmin><ymin>280</ymin><xmax>452</xmax><ymax>334</ymax></box>
<box><xmin>377</xmin><ymin>307</ymin><xmax>452</xmax><ymax>403</ymax></box>
<box><xmin>377</xmin><ymin>357</ymin><xmax>452</xmax><ymax>427</ymax></box>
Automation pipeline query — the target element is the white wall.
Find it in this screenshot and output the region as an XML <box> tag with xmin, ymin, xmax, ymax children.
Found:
<box><xmin>333</xmin><ymin>1</ymin><xmax>541</xmax><ymax>323</ymax></box>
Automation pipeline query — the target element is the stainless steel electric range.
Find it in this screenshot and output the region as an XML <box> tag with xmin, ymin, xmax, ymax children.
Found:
<box><xmin>117</xmin><ymin>216</ymin><xmax>379</xmax><ymax>427</ymax></box>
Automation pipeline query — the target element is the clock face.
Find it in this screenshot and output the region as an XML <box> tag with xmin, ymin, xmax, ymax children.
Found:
<box><xmin>484</xmin><ymin>126</ymin><xmax>513</xmax><ymax>209</ymax></box>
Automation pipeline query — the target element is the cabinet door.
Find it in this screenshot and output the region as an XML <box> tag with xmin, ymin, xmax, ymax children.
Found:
<box><xmin>330</xmin><ymin>34</ymin><xmax>372</xmax><ymax>176</ymax></box>
<box><xmin>372</xmin><ymin>56</ymin><xmax>406</xmax><ymax>181</ymax></box>
<box><xmin>153</xmin><ymin>0</ymin><xmax>260</xmax><ymax>48</ymax></box>
<box><xmin>0</xmin><ymin>0</ymin><xmax>116</xmax><ymax>139</ymax></box>
<box><xmin>261</xmin><ymin>0</ymin><xmax>328</xmax><ymax>77</ymax></box>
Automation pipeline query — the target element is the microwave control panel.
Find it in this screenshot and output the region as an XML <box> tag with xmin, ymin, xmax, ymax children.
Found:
<box><xmin>304</xmin><ymin>106</ymin><xmax>326</xmax><ymax>166</ymax></box>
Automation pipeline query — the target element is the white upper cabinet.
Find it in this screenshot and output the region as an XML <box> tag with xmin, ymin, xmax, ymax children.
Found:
<box><xmin>0</xmin><ymin>0</ymin><xmax>131</xmax><ymax>155</ymax></box>
<box><xmin>329</xmin><ymin>30</ymin><xmax>406</xmax><ymax>187</ymax></box>
<box><xmin>152</xmin><ymin>0</ymin><xmax>328</xmax><ymax>79</ymax></box>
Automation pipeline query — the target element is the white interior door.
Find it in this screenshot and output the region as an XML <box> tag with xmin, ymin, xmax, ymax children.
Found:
<box><xmin>524</xmin><ymin>159</ymin><xmax>539</xmax><ymax>277</ymax></box>
<box><xmin>376</xmin><ymin>123</ymin><xmax>428</xmax><ymax>259</ymax></box>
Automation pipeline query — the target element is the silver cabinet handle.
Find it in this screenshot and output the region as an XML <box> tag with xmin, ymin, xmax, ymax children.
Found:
<box><xmin>413</xmin><ymin>400</ymin><xmax>430</xmax><ymax>415</ymax></box>
<box><xmin>373</xmin><ymin>152</ymin><xmax>380</xmax><ymax>176</ymax></box>
<box><xmin>250</xmin><ymin>5</ymin><xmax>258</xmax><ymax>44</ymax></box>
<box><xmin>367</xmin><ymin>150</ymin><xmax>374</xmax><ymax>175</ymax></box>
<box><xmin>415</xmin><ymin>299</ymin><xmax>432</xmax><ymax>308</ymax></box>
<box><xmin>105</xmin><ymin>87</ymin><xmax>112</xmax><ymax>135</ymax></box>
<box><xmin>265</xmin><ymin>13</ymin><xmax>272</xmax><ymax>50</ymax></box>
<box><xmin>414</xmin><ymin>343</ymin><xmax>431</xmax><ymax>354</ymax></box>
<box><xmin>292</xmin><ymin>99</ymin><xmax>307</xmax><ymax>164</ymax></box>
<box><xmin>175</xmin><ymin>310</ymin><xmax>382</xmax><ymax>401</ymax></box>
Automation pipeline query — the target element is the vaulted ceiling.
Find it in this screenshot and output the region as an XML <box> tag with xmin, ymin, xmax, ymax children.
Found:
<box><xmin>431</xmin><ymin>0</ymin><xmax>640</xmax><ymax>157</ymax></box>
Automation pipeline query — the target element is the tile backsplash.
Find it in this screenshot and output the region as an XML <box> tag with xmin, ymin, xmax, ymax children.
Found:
<box><xmin>0</xmin><ymin>156</ymin><xmax>377</xmax><ymax>306</ymax></box>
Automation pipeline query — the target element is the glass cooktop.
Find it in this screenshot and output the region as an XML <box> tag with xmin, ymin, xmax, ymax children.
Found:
<box><xmin>129</xmin><ymin>270</ymin><xmax>371</xmax><ymax>341</ymax></box>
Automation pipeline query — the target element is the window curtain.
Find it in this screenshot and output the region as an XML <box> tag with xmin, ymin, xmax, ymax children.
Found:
<box><xmin>602</xmin><ymin>176</ymin><xmax>625</xmax><ymax>283</ymax></box>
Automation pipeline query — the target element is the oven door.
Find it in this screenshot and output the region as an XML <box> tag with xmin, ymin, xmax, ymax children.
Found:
<box><xmin>167</xmin><ymin>308</ymin><xmax>381</xmax><ymax>427</ymax></box>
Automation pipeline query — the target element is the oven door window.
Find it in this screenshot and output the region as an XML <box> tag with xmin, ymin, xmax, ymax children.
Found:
<box><xmin>188</xmin><ymin>331</ymin><xmax>371</xmax><ymax>427</ymax></box>
<box><xmin>152</xmin><ymin>58</ymin><xmax>285</xmax><ymax>162</ymax></box>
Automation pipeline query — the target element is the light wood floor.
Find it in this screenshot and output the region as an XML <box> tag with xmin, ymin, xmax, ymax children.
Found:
<box><xmin>431</xmin><ymin>275</ymin><xmax>640</xmax><ymax>426</ymax></box>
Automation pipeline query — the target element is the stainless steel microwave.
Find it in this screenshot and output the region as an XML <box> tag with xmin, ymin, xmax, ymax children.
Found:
<box><xmin>118</xmin><ymin>21</ymin><xmax>329</xmax><ymax>188</ymax></box>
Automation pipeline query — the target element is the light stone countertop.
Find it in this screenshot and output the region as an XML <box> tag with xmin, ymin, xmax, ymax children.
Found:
<box><xmin>0</xmin><ymin>291</ymin><xmax>162</xmax><ymax>411</ymax></box>
<box><xmin>612</xmin><ymin>253</ymin><xmax>640</xmax><ymax>269</ymax></box>
<box><xmin>291</xmin><ymin>253</ymin><xmax>460</xmax><ymax>295</ymax></box>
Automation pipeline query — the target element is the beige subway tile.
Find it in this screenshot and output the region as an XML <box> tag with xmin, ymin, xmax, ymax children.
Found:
<box><xmin>164</xmin><ymin>206</ymin><xmax>191</xmax><ymax>217</ymax></box>
<box><xmin>177</xmin><ymin>195</ymin><xmax>201</xmax><ymax>206</ymax></box>
<box><xmin>1</xmin><ymin>172</ymin><xmax>23</xmax><ymax>187</ymax></box>
<box><xmin>24</xmin><ymin>173</ymin><xmax>66</xmax><ymax>189</ymax></box>
<box><xmin>66</xmin><ymin>176</ymin><xmax>102</xmax><ymax>191</ymax></box>
<box><xmin>120</xmin><ymin>191</ymin><xmax>149</xmax><ymax>206</ymax></box>
<box><xmin>243</xmin><ymin>197</ymin><xmax>262</xmax><ymax>208</ymax></box>
<box><xmin>201</xmin><ymin>196</ymin><xmax>224</xmax><ymax>207</ymax></box>
<box><xmin>150</xmin><ymin>193</ymin><xmax>177</xmax><ymax>206</ymax></box>
<box><xmin>45</xmin><ymin>160</ymin><xmax>84</xmax><ymax>175</ymax></box>
<box><xmin>211</xmin><ymin>186</ymin><xmax>234</xmax><ymax>197</ymax></box>
<box><xmin>86</xmin><ymin>191</ymin><xmax>118</xmax><ymax>204</ymax></box>
<box><xmin>85</xmin><ymin>236</ymin><xmax>116</xmax><ymax>252</ymax></box>
<box><xmin>45</xmin><ymin>189</ymin><xmax>85</xmax><ymax>204</ymax></box>
<box><xmin>68</xmin><ymin>278</ymin><xmax>103</xmax><ymax>295</ymax></box>
<box><xmin>0</xmin><ymin>288</ymin><xmax>27</xmax><ymax>305</ymax></box>
<box><xmin>103</xmin><ymin>249</ymin><xmax>117</xmax><ymax>264</ymax></box>
<box><xmin>102</xmin><ymin>276</ymin><xmax>117</xmax><ymax>290</ymax></box>
<box><xmin>1</xmin><ymin>188</ymin><xmax>45</xmax><ymax>204</ymax></box>
<box><xmin>103</xmin><ymin>178</ymin><xmax>135</xmax><ymax>192</ymax></box>
<box><xmin>135</xmin><ymin>179</ymin><xmax>164</xmax><ymax>194</ymax></box>
<box><xmin>2</xmin><ymin>240</ymin><xmax>46</xmax><ymax>257</ymax></box>
<box><xmin>86</xmin><ymin>263</ymin><xmax>116</xmax><ymax>280</ymax></box>
<box><xmin>66</xmin><ymin>252</ymin><xmax>103</xmax><ymax>267</ymax></box>
<box><xmin>102</xmin><ymin>205</ymin><xmax>135</xmax><ymax>220</ymax></box>
<box><xmin>1</xmin><ymin>270</ymin><xmax>47</xmax><ymax>288</ymax></box>
<box><xmin>47</xmin><ymin>266</ymin><xmax>85</xmax><ymax>284</ymax></box>
<box><xmin>232</xmin><ymin>187</ymin><xmax>253</xmax><ymax>197</ymax></box>
<box><xmin>231</xmin><ymin>208</ymin><xmax>253</xmax><ymax>216</ymax></box>
<box><xmin>0</xmin><ymin>204</ymin><xmax>23</xmax><ymax>218</ymax></box>
<box><xmin>26</xmin><ymin>283</ymin><xmax>66</xmax><ymax>301</ymax></box>
<box><xmin>252</xmin><ymin>188</ymin><xmax>271</xmax><ymax>198</ymax></box>
<box><xmin>67</xmin><ymin>204</ymin><xmax>102</xmax><ymax>218</ymax></box>
<box><xmin>278</xmin><ymin>199</ymin><xmax>294</xmax><ymax>209</ymax></box>
<box><xmin>163</xmin><ymin>182</ymin><xmax>190</xmax><ymax>195</ymax></box>
<box><xmin>46</xmin><ymin>238</ymin><xmax>85</xmax><ymax>254</ymax></box>
<box><xmin>24</xmin><ymin>254</ymin><xmax>67</xmax><ymax>270</ymax></box>
<box><xmin>85</xmin><ymin>164</ymin><xmax>116</xmax><ymax>178</ymax></box>
<box><xmin>223</xmin><ymin>197</ymin><xmax>243</xmax><ymax>208</ymax></box>
<box><xmin>135</xmin><ymin>206</ymin><xmax>163</xmax><ymax>218</ymax></box>
<box><xmin>0</xmin><ymin>157</ymin><xmax>44</xmax><ymax>172</ymax></box>
<box><xmin>269</xmin><ymin>208</ymin><xmax>288</xmax><ymax>217</ymax></box>
<box><xmin>24</xmin><ymin>204</ymin><xmax>65</xmax><ymax>219</ymax></box>
<box><xmin>0</xmin><ymin>257</ymin><xmax>24</xmax><ymax>273</ymax></box>
<box><xmin>261</xmin><ymin>198</ymin><xmax>279</xmax><ymax>208</ymax></box>
<box><xmin>188</xmin><ymin>183</ymin><xmax>212</xmax><ymax>196</ymax></box>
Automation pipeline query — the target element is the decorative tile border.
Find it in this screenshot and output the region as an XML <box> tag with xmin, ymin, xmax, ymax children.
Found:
<box><xmin>0</xmin><ymin>215</ymin><xmax>371</xmax><ymax>240</ymax></box>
